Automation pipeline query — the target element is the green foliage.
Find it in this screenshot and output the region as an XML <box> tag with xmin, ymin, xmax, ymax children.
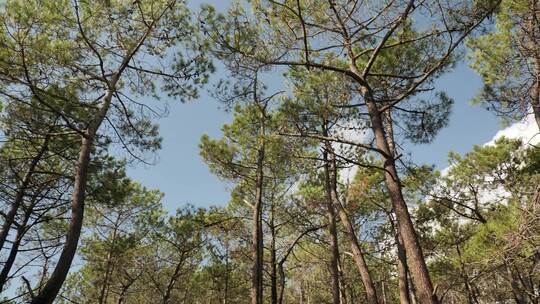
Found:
<box><xmin>467</xmin><ymin>0</ymin><xmax>540</xmax><ymax>124</ymax></box>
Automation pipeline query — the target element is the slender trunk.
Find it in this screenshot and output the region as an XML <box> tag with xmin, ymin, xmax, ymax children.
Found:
<box><xmin>456</xmin><ymin>244</ymin><xmax>479</xmax><ymax>304</ymax></box>
<box><xmin>270</xmin><ymin>204</ymin><xmax>278</xmax><ymax>304</ymax></box>
<box><xmin>0</xmin><ymin>134</ymin><xmax>50</xmax><ymax>252</ymax></box>
<box><xmin>278</xmin><ymin>262</ymin><xmax>286</xmax><ymax>304</ymax></box>
<box><xmin>338</xmin><ymin>260</ymin><xmax>348</xmax><ymax>304</ymax></box>
<box><xmin>300</xmin><ymin>280</ymin><xmax>307</xmax><ymax>304</ymax></box>
<box><xmin>30</xmin><ymin>134</ymin><xmax>93</xmax><ymax>304</ymax></box>
<box><xmin>397</xmin><ymin>231</ymin><xmax>412</xmax><ymax>304</ymax></box>
<box><xmin>223</xmin><ymin>248</ymin><xmax>229</xmax><ymax>304</ymax></box>
<box><xmin>531</xmin><ymin>62</ymin><xmax>540</xmax><ymax>130</ymax></box>
<box><xmin>251</xmin><ymin>141</ymin><xmax>265</xmax><ymax>304</ymax></box>
<box><xmin>0</xmin><ymin>216</ymin><xmax>27</xmax><ymax>293</ymax></box>
<box><xmin>381</xmin><ymin>272</ymin><xmax>388</xmax><ymax>304</ymax></box>
<box><xmin>506</xmin><ymin>261</ymin><xmax>529</xmax><ymax>304</ymax></box>
<box><xmin>162</xmin><ymin>260</ymin><xmax>184</xmax><ymax>304</ymax></box>
<box><xmin>529</xmin><ymin>0</ymin><xmax>540</xmax><ymax>130</ymax></box>
<box><xmin>117</xmin><ymin>279</ymin><xmax>136</xmax><ymax>304</ymax></box>
<box><xmin>385</xmin><ymin>111</ymin><xmax>412</xmax><ymax>304</ymax></box>
<box><xmin>31</xmin><ymin>82</ymin><xmax>115</xmax><ymax>303</ymax></box>
<box><xmin>37</xmin><ymin>257</ymin><xmax>50</xmax><ymax>294</ymax></box>
<box><xmin>325</xmin><ymin>147</ymin><xmax>379</xmax><ymax>304</ymax></box>
<box><xmin>98</xmin><ymin>223</ymin><xmax>120</xmax><ymax>304</ymax></box>
<box><xmin>335</xmin><ymin>204</ymin><xmax>378</xmax><ymax>304</ymax></box>
<box><xmin>364</xmin><ymin>95</ymin><xmax>438</xmax><ymax>304</ymax></box>
<box><xmin>323</xmin><ymin>150</ymin><xmax>342</xmax><ymax>304</ymax></box>
<box><xmin>0</xmin><ymin>199</ymin><xmax>34</xmax><ymax>292</ymax></box>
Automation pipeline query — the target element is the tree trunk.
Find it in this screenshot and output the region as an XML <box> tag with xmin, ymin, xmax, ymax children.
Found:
<box><xmin>338</xmin><ymin>260</ymin><xmax>348</xmax><ymax>304</ymax></box>
<box><xmin>397</xmin><ymin>231</ymin><xmax>412</xmax><ymax>304</ymax></box>
<box><xmin>99</xmin><ymin>222</ymin><xmax>120</xmax><ymax>304</ymax></box>
<box><xmin>364</xmin><ymin>95</ymin><xmax>438</xmax><ymax>304</ymax></box>
<box><xmin>30</xmin><ymin>134</ymin><xmax>93</xmax><ymax>304</ymax></box>
<box><xmin>0</xmin><ymin>197</ymin><xmax>35</xmax><ymax>292</ymax></box>
<box><xmin>223</xmin><ymin>247</ymin><xmax>230</xmax><ymax>304</ymax></box>
<box><xmin>162</xmin><ymin>260</ymin><xmax>184</xmax><ymax>304</ymax></box>
<box><xmin>278</xmin><ymin>262</ymin><xmax>286</xmax><ymax>304</ymax></box>
<box><xmin>529</xmin><ymin>0</ymin><xmax>540</xmax><ymax>130</ymax></box>
<box><xmin>323</xmin><ymin>144</ymin><xmax>379</xmax><ymax>304</ymax></box>
<box><xmin>30</xmin><ymin>80</ymin><xmax>116</xmax><ymax>303</ymax></box>
<box><xmin>0</xmin><ymin>134</ymin><xmax>50</xmax><ymax>252</ymax></box>
<box><xmin>251</xmin><ymin>144</ymin><xmax>265</xmax><ymax>304</ymax></box>
<box><xmin>381</xmin><ymin>272</ymin><xmax>388</xmax><ymax>304</ymax></box>
<box><xmin>270</xmin><ymin>204</ymin><xmax>278</xmax><ymax>304</ymax></box>
<box><xmin>384</xmin><ymin>111</ymin><xmax>413</xmax><ymax>304</ymax></box>
<box><xmin>505</xmin><ymin>261</ymin><xmax>529</xmax><ymax>304</ymax></box>
<box><xmin>456</xmin><ymin>244</ymin><xmax>479</xmax><ymax>304</ymax></box>
<box><xmin>323</xmin><ymin>150</ymin><xmax>343</xmax><ymax>304</ymax></box>
<box><xmin>531</xmin><ymin>62</ymin><xmax>540</xmax><ymax>130</ymax></box>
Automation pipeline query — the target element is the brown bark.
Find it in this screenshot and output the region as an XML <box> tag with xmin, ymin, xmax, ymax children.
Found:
<box><xmin>30</xmin><ymin>134</ymin><xmax>93</xmax><ymax>304</ymax></box>
<box><xmin>270</xmin><ymin>204</ymin><xmax>278</xmax><ymax>304</ymax></box>
<box><xmin>31</xmin><ymin>85</ymin><xmax>116</xmax><ymax>303</ymax></box>
<box><xmin>323</xmin><ymin>151</ymin><xmax>342</xmax><ymax>304</ymax></box>
<box><xmin>323</xmin><ymin>142</ymin><xmax>378</xmax><ymax>304</ymax></box>
<box><xmin>251</xmin><ymin>134</ymin><xmax>265</xmax><ymax>304</ymax></box>
<box><xmin>397</xmin><ymin>231</ymin><xmax>412</xmax><ymax>304</ymax></box>
<box><xmin>385</xmin><ymin>112</ymin><xmax>412</xmax><ymax>304</ymax></box>
<box><xmin>364</xmin><ymin>95</ymin><xmax>438</xmax><ymax>304</ymax></box>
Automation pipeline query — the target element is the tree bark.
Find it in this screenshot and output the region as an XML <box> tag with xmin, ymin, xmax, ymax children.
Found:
<box><xmin>251</xmin><ymin>136</ymin><xmax>265</xmax><ymax>304</ymax></box>
<box><xmin>278</xmin><ymin>262</ymin><xmax>286</xmax><ymax>304</ymax></box>
<box><xmin>397</xmin><ymin>231</ymin><xmax>412</xmax><ymax>304</ymax></box>
<box><xmin>270</xmin><ymin>204</ymin><xmax>278</xmax><ymax>304</ymax></box>
<box><xmin>323</xmin><ymin>142</ymin><xmax>379</xmax><ymax>304</ymax></box>
<box><xmin>30</xmin><ymin>134</ymin><xmax>93</xmax><ymax>304</ymax></box>
<box><xmin>364</xmin><ymin>94</ymin><xmax>438</xmax><ymax>304</ymax></box>
<box><xmin>323</xmin><ymin>151</ymin><xmax>342</xmax><ymax>304</ymax></box>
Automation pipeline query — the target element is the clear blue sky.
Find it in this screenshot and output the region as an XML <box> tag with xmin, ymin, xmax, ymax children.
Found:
<box><xmin>127</xmin><ymin>1</ymin><xmax>500</xmax><ymax>212</ymax></box>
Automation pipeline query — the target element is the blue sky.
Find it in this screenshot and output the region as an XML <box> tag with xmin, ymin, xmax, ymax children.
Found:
<box><xmin>127</xmin><ymin>1</ymin><xmax>501</xmax><ymax>212</ymax></box>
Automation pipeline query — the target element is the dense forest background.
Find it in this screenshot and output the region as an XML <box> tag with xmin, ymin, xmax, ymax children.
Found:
<box><xmin>0</xmin><ymin>0</ymin><xmax>539</xmax><ymax>303</ymax></box>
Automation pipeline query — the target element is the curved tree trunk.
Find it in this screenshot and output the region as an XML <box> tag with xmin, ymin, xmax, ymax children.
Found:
<box><xmin>30</xmin><ymin>134</ymin><xmax>92</xmax><ymax>304</ymax></box>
